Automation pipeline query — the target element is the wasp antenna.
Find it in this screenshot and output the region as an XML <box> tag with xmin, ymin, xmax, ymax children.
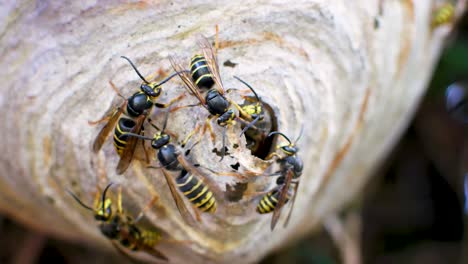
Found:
<box><xmin>67</xmin><ymin>190</ymin><xmax>94</xmax><ymax>212</ymax></box>
<box><xmin>120</xmin><ymin>132</ymin><xmax>153</xmax><ymax>141</ymax></box>
<box><xmin>240</xmin><ymin>115</ymin><xmax>260</xmax><ymax>137</ymax></box>
<box><xmin>219</xmin><ymin>126</ymin><xmax>227</xmax><ymax>161</ymax></box>
<box><xmin>146</xmin><ymin>119</ymin><xmax>160</xmax><ymax>131</ymax></box>
<box><xmin>100</xmin><ymin>183</ymin><xmax>114</xmax><ymax>213</ymax></box>
<box><xmin>233</xmin><ymin>76</ymin><xmax>260</xmax><ymax>102</ymax></box>
<box><xmin>155</xmin><ymin>71</ymin><xmax>185</xmax><ymax>86</ymax></box>
<box><xmin>268</xmin><ymin>131</ymin><xmax>292</xmax><ymax>144</ymax></box>
<box><xmin>121</xmin><ymin>56</ymin><xmax>150</xmax><ymax>84</ymax></box>
<box><xmin>295</xmin><ymin>125</ymin><xmax>305</xmax><ymax>144</ymax></box>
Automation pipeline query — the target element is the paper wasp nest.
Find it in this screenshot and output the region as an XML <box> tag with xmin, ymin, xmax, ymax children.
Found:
<box><xmin>0</xmin><ymin>0</ymin><xmax>464</xmax><ymax>263</ymax></box>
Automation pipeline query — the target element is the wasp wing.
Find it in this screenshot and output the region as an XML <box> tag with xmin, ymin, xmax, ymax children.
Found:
<box><xmin>169</xmin><ymin>56</ymin><xmax>207</xmax><ymax>109</ymax></box>
<box><xmin>111</xmin><ymin>241</ymin><xmax>142</xmax><ymax>264</ymax></box>
<box><xmin>197</xmin><ymin>36</ymin><xmax>225</xmax><ymax>95</ymax></box>
<box><xmin>111</xmin><ymin>241</ymin><xmax>169</xmax><ymax>264</ymax></box>
<box><xmin>161</xmin><ymin>168</ymin><xmax>199</xmax><ymax>227</ymax></box>
<box><xmin>176</xmin><ymin>154</ymin><xmax>221</xmax><ymax>198</ymax></box>
<box><xmin>92</xmin><ymin>101</ymin><xmax>127</xmax><ymax>153</ymax></box>
<box><xmin>271</xmin><ymin>169</ymin><xmax>293</xmax><ymax>230</ymax></box>
<box><xmin>141</xmin><ymin>247</ymin><xmax>170</xmax><ymax>262</ymax></box>
<box><xmin>116</xmin><ymin>113</ymin><xmax>146</xmax><ymax>174</ymax></box>
<box><xmin>283</xmin><ymin>180</ymin><xmax>300</xmax><ymax>227</ymax></box>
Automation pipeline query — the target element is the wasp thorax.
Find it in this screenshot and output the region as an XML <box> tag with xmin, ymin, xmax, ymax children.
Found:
<box><xmin>99</xmin><ymin>216</ymin><xmax>121</xmax><ymax>239</ymax></box>
<box><xmin>206</xmin><ymin>90</ymin><xmax>230</xmax><ymax>116</ymax></box>
<box><xmin>157</xmin><ymin>144</ymin><xmax>181</xmax><ymax>171</ymax></box>
<box><xmin>127</xmin><ymin>93</ymin><xmax>153</xmax><ymax>117</ymax></box>
<box><xmin>151</xmin><ymin>133</ymin><xmax>170</xmax><ymax>149</ymax></box>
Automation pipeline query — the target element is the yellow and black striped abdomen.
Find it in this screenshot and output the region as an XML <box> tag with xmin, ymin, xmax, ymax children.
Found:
<box><xmin>139</xmin><ymin>229</ymin><xmax>162</xmax><ymax>248</ymax></box>
<box><xmin>113</xmin><ymin>117</ymin><xmax>136</xmax><ymax>156</ymax></box>
<box><xmin>432</xmin><ymin>3</ymin><xmax>455</xmax><ymax>27</ymax></box>
<box><xmin>176</xmin><ymin>170</ymin><xmax>217</xmax><ymax>213</ymax></box>
<box><xmin>190</xmin><ymin>54</ymin><xmax>214</xmax><ymax>89</ymax></box>
<box><xmin>257</xmin><ymin>189</ymin><xmax>290</xmax><ymax>214</ymax></box>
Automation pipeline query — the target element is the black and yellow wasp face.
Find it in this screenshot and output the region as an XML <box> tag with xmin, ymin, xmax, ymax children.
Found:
<box><xmin>151</xmin><ymin>132</ymin><xmax>171</xmax><ymax>149</ymax></box>
<box><xmin>280</xmin><ymin>144</ymin><xmax>298</xmax><ymax>156</ymax></box>
<box><xmin>217</xmin><ymin>109</ymin><xmax>236</xmax><ymax>127</ymax></box>
<box><xmin>242</xmin><ymin>104</ymin><xmax>264</xmax><ymax>120</ymax></box>
<box><xmin>94</xmin><ymin>197</ymin><xmax>113</xmax><ymax>221</ymax></box>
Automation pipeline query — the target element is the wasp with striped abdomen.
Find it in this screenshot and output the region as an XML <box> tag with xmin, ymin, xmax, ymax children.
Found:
<box><xmin>121</xmin><ymin>110</ymin><xmax>220</xmax><ymax>226</ymax></box>
<box><xmin>257</xmin><ymin>129</ymin><xmax>304</xmax><ymax>230</ymax></box>
<box><xmin>68</xmin><ymin>183</ymin><xmax>169</xmax><ymax>262</ymax></box>
<box><xmin>170</xmin><ymin>34</ymin><xmax>263</xmax><ymax>160</ymax></box>
<box><xmin>90</xmin><ymin>56</ymin><xmax>184</xmax><ymax>174</ymax></box>
<box><xmin>432</xmin><ymin>2</ymin><xmax>456</xmax><ymax>28</ymax></box>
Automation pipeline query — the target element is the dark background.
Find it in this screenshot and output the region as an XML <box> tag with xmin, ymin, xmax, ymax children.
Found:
<box><xmin>1</xmin><ymin>10</ymin><xmax>467</xmax><ymax>264</ymax></box>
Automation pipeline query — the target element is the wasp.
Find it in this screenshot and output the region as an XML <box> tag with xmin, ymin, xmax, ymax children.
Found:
<box><xmin>169</xmin><ymin>34</ymin><xmax>263</xmax><ymax>160</ymax></box>
<box><xmin>257</xmin><ymin>129</ymin><xmax>304</xmax><ymax>230</ymax></box>
<box><xmin>68</xmin><ymin>183</ymin><xmax>169</xmax><ymax>262</ymax></box>
<box><xmin>432</xmin><ymin>3</ymin><xmax>455</xmax><ymax>28</ymax></box>
<box><xmin>91</xmin><ymin>56</ymin><xmax>184</xmax><ymax>174</ymax></box>
<box><xmin>121</xmin><ymin>110</ymin><xmax>220</xmax><ymax>226</ymax></box>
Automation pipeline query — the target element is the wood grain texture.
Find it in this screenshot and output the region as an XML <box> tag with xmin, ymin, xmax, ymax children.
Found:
<box><xmin>0</xmin><ymin>0</ymin><xmax>464</xmax><ymax>263</ymax></box>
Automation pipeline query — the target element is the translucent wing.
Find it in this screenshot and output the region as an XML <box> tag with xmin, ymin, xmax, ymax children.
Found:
<box><xmin>177</xmin><ymin>154</ymin><xmax>221</xmax><ymax>196</ymax></box>
<box><xmin>111</xmin><ymin>241</ymin><xmax>141</xmax><ymax>264</ymax></box>
<box><xmin>197</xmin><ymin>36</ymin><xmax>225</xmax><ymax>95</ymax></box>
<box><xmin>141</xmin><ymin>246</ymin><xmax>169</xmax><ymax>262</ymax></box>
<box><xmin>111</xmin><ymin>240</ymin><xmax>169</xmax><ymax>263</ymax></box>
<box><xmin>116</xmin><ymin>113</ymin><xmax>146</xmax><ymax>174</ymax></box>
<box><xmin>161</xmin><ymin>168</ymin><xmax>199</xmax><ymax>227</ymax></box>
<box><xmin>92</xmin><ymin>101</ymin><xmax>127</xmax><ymax>152</ymax></box>
<box><xmin>283</xmin><ymin>180</ymin><xmax>300</xmax><ymax>227</ymax></box>
<box><xmin>169</xmin><ymin>56</ymin><xmax>207</xmax><ymax>109</ymax></box>
<box><xmin>271</xmin><ymin>169</ymin><xmax>293</xmax><ymax>230</ymax></box>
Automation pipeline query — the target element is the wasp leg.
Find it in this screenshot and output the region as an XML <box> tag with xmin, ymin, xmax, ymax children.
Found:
<box><xmin>108</xmin><ymin>80</ymin><xmax>126</xmax><ymax>99</ymax></box>
<box><xmin>93</xmin><ymin>188</ymin><xmax>101</xmax><ymax>210</ymax></box>
<box><xmin>169</xmin><ymin>102</ymin><xmax>202</xmax><ymax>113</ymax></box>
<box><xmin>226</xmin><ymin>88</ymin><xmax>251</xmax><ymax>96</ymax></box>
<box><xmin>236</xmin><ymin>116</ymin><xmax>260</xmax><ymax>131</ymax></box>
<box><xmin>228</xmin><ymin>99</ymin><xmax>251</xmax><ymax>120</ymax></box>
<box><xmin>202</xmin><ymin>116</ymin><xmax>216</xmax><ymax>143</ymax></box>
<box><xmin>265</xmin><ymin>152</ymin><xmax>282</xmax><ymax>161</ymax></box>
<box><xmin>140</xmin><ymin>130</ymin><xmax>150</xmax><ymax>164</ymax></box>
<box><xmin>181</xmin><ymin>124</ymin><xmax>201</xmax><ymax>148</ymax></box>
<box><xmin>117</xmin><ymin>185</ymin><xmax>123</xmax><ymax>214</ymax></box>
<box><xmin>134</xmin><ymin>196</ymin><xmax>159</xmax><ymax>223</ymax></box>
<box><xmin>155</xmin><ymin>93</ymin><xmax>186</xmax><ymax>109</ymax></box>
<box><xmin>195</xmin><ymin>165</ymin><xmax>248</xmax><ymax>180</ymax></box>
<box><xmin>192</xmin><ymin>204</ymin><xmax>202</xmax><ymax>222</ymax></box>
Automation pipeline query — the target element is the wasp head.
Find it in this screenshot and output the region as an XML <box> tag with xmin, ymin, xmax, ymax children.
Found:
<box><xmin>151</xmin><ymin>132</ymin><xmax>170</xmax><ymax>149</ymax></box>
<box><xmin>95</xmin><ymin>197</ymin><xmax>113</xmax><ymax>221</ymax></box>
<box><xmin>217</xmin><ymin>109</ymin><xmax>236</xmax><ymax>127</ymax></box>
<box><xmin>99</xmin><ymin>215</ymin><xmax>121</xmax><ymax>239</ymax></box>
<box><xmin>140</xmin><ymin>83</ymin><xmax>161</xmax><ymax>98</ymax></box>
